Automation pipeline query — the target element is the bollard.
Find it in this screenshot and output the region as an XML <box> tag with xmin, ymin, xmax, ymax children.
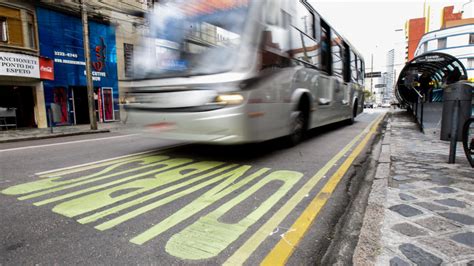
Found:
<box><xmin>440</xmin><ymin>81</ymin><xmax>473</xmax><ymax>163</ymax></box>
<box><xmin>449</xmin><ymin>101</ymin><xmax>459</xmax><ymax>163</ymax></box>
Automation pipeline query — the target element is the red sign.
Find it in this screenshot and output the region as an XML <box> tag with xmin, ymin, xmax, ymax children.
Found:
<box><xmin>39</xmin><ymin>57</ymin><xmax>54</xmax><ymax>80</ymax></box>
<box><xmin>93</xmin><ymin>37</ymin><xmax>106</xmax><ymax>72</ymax></box>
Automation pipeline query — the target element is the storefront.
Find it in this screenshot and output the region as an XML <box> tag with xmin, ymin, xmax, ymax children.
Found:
<box><xmin>36</xmin><ymin>7</ymin><xmax>119</xmax><ymax>126</ymax></box>
<box><xmin>0</xmin><ymin>51</ymin><xmax>48</xmax><ymax>128</ymax></box>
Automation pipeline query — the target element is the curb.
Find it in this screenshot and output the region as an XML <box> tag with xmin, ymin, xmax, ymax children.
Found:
<box><xmin>353</xmin><ymin>112</ymin><xmax>392</xmax><ymax>265</ymax></box>
<box><xmin>0</xmin><ymin>129</ymin><xmax>110</xmax><ymax>144</ymax></box>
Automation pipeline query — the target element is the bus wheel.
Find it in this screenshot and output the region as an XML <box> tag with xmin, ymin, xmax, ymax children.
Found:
<box><xmin>347</xmin><ymin>100</ymin><xmax>358</xmax><ymax>125</ymax></box>
<box><xmin>287</xmin><ymin>110</ymin><xmax>306</xmax><ymax>146</ymax></box>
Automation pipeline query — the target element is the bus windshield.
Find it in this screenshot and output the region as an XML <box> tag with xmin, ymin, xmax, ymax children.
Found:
<box><xmin>134</xmin><ymin>0</ymin><xmax>250</xmax><ymax>79</ymax></box>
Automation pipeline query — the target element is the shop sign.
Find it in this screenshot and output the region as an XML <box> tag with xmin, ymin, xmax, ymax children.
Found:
<box><xmin>39</xmin><ymin>57</ymin><xmax>55</xmax><ymax>80</ymax></box>
<box><xmin>0</xmin><ymin>52</ymin><xmax>40</xmax><ymax>78</ymax></box>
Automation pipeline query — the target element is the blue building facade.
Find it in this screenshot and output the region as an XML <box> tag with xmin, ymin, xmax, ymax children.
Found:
<box><xmin>37</xmin><ymin>7</ymin><xmax>119</xmax><ymax>125</ymax></box>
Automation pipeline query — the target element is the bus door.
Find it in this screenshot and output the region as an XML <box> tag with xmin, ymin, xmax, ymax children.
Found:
<box><xmin>342</xmin><ymin>42</ymin><xmax>352</xmax><ymax>111</ymax></box>
<box><xmin>315</xmin><ymin>19</ymin><xmax>335</xmax><ymax>125</ymax></box>
<box><xmin>331</xmin><ymin>33</ymin><xmax>347</xmax><ymax>120</ymax></box>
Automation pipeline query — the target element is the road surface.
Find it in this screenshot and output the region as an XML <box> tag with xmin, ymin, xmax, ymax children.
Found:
<box><xmin>0</xmin><ymin>109</ymin><xmax>386</xmax><ymax>265</ymax></box>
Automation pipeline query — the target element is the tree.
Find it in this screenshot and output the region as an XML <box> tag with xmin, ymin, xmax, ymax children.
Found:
<box><xmin>363</xmin><ymin>89</ymin><xmax>373</xmax><ymax>101</ymax></box>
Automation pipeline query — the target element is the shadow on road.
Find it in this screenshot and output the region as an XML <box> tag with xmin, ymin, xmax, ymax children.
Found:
<box><xmin>158</xmin><ymin>120</ymin><xmax>357</xmax><ymax>163</ymax></box>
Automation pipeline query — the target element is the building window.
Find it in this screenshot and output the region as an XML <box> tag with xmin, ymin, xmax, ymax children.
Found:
<box><xmin>124</xmin><ymin>43</ymin><xmax>134</xmax><ymax>77</ymax></box>
<box><xmin>468</xmin><ymin>58</ymin><xmax>474</xmax><ymax>69</ymax></box>
<box><xmin>438</xmin><ymin>38</ymin><xmax>446</xmax><ymax>49</ymax></box>
<box><xmin>470</xmin><ymin>34</ymin><xmax>474</xmax><ymax>45</ymax></box>
<box><xmin>26</xmin><ymin>13</ymin><xmax>36</xmax><ymax>49</ymax></box>
<box><xmin>0</xmin><ymin>5</ymin><xmax>23</xmax><ymax>46</ymax></box>
<box><xmin>0</xmin><ymin>17</ymin><xmax>7</xmax><ymax>42</ymax></box>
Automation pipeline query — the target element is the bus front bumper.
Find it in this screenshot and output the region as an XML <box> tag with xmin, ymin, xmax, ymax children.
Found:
<box><xmin>125</xmin><ymin>105</ymin><xmax>250</xmax><ymax>144</ymax></box>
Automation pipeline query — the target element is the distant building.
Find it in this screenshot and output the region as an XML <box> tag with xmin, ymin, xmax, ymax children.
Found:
<box><xmin>441</xmin><ymin>6</ymin><xmax>463</xmax><ymax>28</ymax></box>
<box><xmin>414</xmin><ymin>6</ymin><xmax>474</xmax><ymax>81</ymax></box>
<box><xmin>405</xmin><ymin>17</ymin><xmax>426</xmax><ymax>62</ymax></box>
<box><xmin>385</xmin><ymin>49</ymin><xmax>395</xmax><ymax>102</ymax></box>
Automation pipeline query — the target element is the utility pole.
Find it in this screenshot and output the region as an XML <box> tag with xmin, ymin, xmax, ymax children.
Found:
<box><xmin>81</xmin><ymin>0</ymin><xmax>98</xmax><ymax>130</ymax></box>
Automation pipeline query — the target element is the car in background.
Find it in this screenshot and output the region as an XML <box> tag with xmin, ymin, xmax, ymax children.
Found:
<box><xmin>381</xmin><ymin>102</ymin><xmax>391</xmax><ymax>108</ymax></box>
<box><xmin>364</xmin><ymin>102</ymin><xmax>375</xmax><ymax>108</ymax></box>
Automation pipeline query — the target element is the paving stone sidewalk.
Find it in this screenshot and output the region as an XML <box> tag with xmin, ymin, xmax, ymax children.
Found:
<box><xmin>0</xmin><ymin>122</ymin><xmax>127</xmax><ymax>143</ymax></box>
<box><xmin>354</xmin><ymin>110</ymin><xmax>474</xmax><ymax>266</ymax></box>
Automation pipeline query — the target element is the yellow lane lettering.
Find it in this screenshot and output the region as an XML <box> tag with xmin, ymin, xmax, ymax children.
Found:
<box><xmin>165</xmin><ymin>170</ymin><xmax>303</xmax><ymax>260</ymax></box>
<box><xmin>2</xmin><ymin>155</ymin><xmax>169</xmax><ymax>197</ymax></box>
<box><xmin>33</xmin><ymin>158</ymin><xmax>192</xmax><ymax>206</ymax></box>
<box><xmin>78</xmin><ymin>164</ymin><xmax>238</xmax><ymax>225</ymax></box>
<box><xmin>130</xmin><ymin>166</ymin><xmax>271</xmax><ymax>245</ymax></box>
<box><xmin>52</xmin><ymin>161</ymin><xmax>224</xmax><ymax>218</ymax></box>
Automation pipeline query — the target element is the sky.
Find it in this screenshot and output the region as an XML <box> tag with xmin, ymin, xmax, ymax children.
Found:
<box><xmin>308</xmin><ymin>0</ymin><xmax>473</xmax><ymax>74</ymax></box>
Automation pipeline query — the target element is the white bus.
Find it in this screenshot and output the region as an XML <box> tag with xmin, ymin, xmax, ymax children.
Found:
<box><xmin>125</xmin><ymin>0</ymin><xmax>365</xmax><ymax>145</ymax></box>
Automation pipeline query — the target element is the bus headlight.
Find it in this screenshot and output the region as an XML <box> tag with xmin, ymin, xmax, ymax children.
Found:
<box><xmin>215</xmin><ymin>94</ymin><xmax>244</xmax><ymax>105</ymax></box>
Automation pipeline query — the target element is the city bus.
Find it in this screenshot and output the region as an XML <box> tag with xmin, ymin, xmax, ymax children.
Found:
<box><xmin>124</xmin><ymin>0</ymin><xmax>365</xmax><ymax>145</ymax></box>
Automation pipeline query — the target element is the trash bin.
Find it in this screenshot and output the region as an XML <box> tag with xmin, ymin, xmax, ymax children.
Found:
<box><xmin>440</xmin><ymin>81</ymin><xmax>473</xmax><ymax>141</ymax></box>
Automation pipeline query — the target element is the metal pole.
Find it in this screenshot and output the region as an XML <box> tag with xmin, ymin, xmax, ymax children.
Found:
<box><xmin>420</xmin><ymin>97</ymin><xmax>424</xmax><ymax>132</ymax></box>
<box><xmin>81</xmin><ymin>0</ymin><xmax>98</xmax><ymax>130</ymax></box>
<box><xmin>449</xmin><ymin>100</ymin><xmax>460</xmax><ymax>163</ymax></box>
<box><xmin>48</xmin><ymin>107</ymin><xmax>53</xmax><ymax>133</ymax></box>
<box><xmin>415</xmin><ymin>99</ymin><xmax>418</xmax><ymax>119</ymax></box>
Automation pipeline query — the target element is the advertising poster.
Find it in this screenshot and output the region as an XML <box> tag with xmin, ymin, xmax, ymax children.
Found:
<box><xmin>102</xmin><ymin>87</ymin><xmax>114</xmax><ymax>122</ymax></box>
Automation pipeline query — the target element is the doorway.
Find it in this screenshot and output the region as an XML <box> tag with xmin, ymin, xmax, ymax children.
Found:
<box><xmin>71</xmin><ymin>86</ymin><xmax>90</xmax><ymax>125</ymax></box>
<box><xmin>0</xmin><ymin>86</ymin><xmax>36</xmax><ymax>128</ymax></box>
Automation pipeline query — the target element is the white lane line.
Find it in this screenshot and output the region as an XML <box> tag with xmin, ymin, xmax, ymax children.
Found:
<box><xmin>0</xmin><ymin>134</ymin><xmax>141</xmax><ymax>153</ymax></box>
<box><xmin>34</xmin><ymin>142</ymin><xmax>185</xmax><ymax>176</ymax></box>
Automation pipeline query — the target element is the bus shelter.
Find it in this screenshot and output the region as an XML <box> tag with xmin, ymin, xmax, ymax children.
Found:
<box><xmin>395</xmin><ymin>52</ymin><xmax>468</xmax><ymax>106</ymax></box>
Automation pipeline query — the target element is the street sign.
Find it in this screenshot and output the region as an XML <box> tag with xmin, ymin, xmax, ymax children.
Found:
<box><xmin>375</xmin><ymin>84</ymin><xmax>386</xmax><ymax>88</ymax></box>
<box><xmin>365</xmin><ymin>72</ymin><xmax>382</xmax><ymax>78</ymax></box>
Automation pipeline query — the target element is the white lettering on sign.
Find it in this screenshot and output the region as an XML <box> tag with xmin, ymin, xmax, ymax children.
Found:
<box><xmin>0</xmin><ymin>52</ymin><xmax>40</xmax><ymax>78</ymax></box>
<box><xmin>54</xmin><ymin>51</ymin><xmax>78</xmax><ymax>58</ymax></box>
<box><xmin>83</xmin><ymin>70</ymin><xmax>106</xmax><ymax>82</ymax></box>
<box><xmin>54</xmin><ymin>51</ymin><xmax>85</xmax><ymax>66</ymax></box>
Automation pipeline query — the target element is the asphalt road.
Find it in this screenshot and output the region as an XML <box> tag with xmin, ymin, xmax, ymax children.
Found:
<box><xmin>0</xmin><ymin>109</ymin><xmax>386</xmax><ymax>265</ymax></box>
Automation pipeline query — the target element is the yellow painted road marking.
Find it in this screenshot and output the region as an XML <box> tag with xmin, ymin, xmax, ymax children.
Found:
<box><xmin>260</xmin><ymin>115</ymin><xmax>383</xmax><ymax>266</ymax></box>
<box><xmin>35</xmin><ymin>143</ymin><xmax>184</xmax><ymax>177</ymax></box>
<box><xmin>224</xmin><ymin>114</ymin><xmax>384</xmax><ymax>266</ymax></box>
<box><xmin>35</xmin><ymin>149</ymin><xmax>164</xmax><ymax>176</ymax></box>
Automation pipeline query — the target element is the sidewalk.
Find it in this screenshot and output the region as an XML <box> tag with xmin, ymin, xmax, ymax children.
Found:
<box><xmin>0</xmin><ymin>122</ymin><xmax>127</xmax><ymax>143</ymax></box>
<box><xmin>354</xmin><ymin>110</ymin><xmax>474</xmax><ymax>265</ymax></box>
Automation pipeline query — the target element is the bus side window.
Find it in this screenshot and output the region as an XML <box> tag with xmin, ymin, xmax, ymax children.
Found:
<box><xmin>332</xmin><ymin>35</ymin><xmax>343</xmax><ymax>79</ymax></box>
<box><xmin>320</xmin><ymin>20</ymin><xmax>331</xmax><ymax>75</ymax></box>
<box><xmin>358</xmin><ymin>59</ymin><xmax>365</xmax><ymax>85</ymax></box>
<box><xmin>351</xmin><ymin>52</ymin><xmax>358</xmax><ymax>83</ymax></box>
<box><xmin>260</xmin><ymin>11</ymin><xmax>291</xmax><ymax>70</ymax></box>
<box><xmin>343</xmin><ymin>43</ymin><xmax>351</xmax><ymax>83</ymax></box>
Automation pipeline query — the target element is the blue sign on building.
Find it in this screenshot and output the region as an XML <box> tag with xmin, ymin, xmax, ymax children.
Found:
<box><xmin>37</xmin><ymin>7</ymin><xmax>119</xmax><ymax>125</ymax></box>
